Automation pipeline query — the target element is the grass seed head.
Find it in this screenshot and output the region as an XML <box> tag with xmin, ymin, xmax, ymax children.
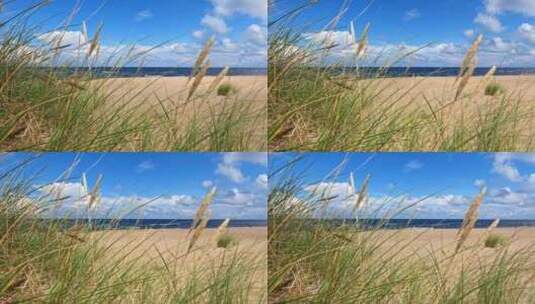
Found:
<box><xmin>207</xmin><ymin>66</ymin><xmax>229</xmax><ymax>93</ymax></box>
<box><xmin>87</xmin><ymin>22</ymin><xmax>103</xmax><ymax>58</ymax></box>
<box><xmin>187</xmin><ymin>60</ymin><xmax>210</xmax><ymax>100</ymax></box>
<box><xmin>190</xmin><ymin>186</ymin><xmax>217</xmax><ymax>232</ymax></box>
<box><xmin>352</xmin><ymin>174</ymin><xmax>370</xmax><ymax>214</ymax></box>
<box><xmin>456</xmin><ymin>187</ymin><xmax>486</xmax><ymax>253</ymax></box>
<box><xmin>457</xmin><ymin>34</ymin><xmax>483</xmax><ymax>80</ymax></box>
<box><xmin>356</xmin><ymin>23</ymin><xmax>370</xmax><ymax>58</ymax></box>
<box><xmin>214</xmin><ymin>218</ymin><xmax>230</xmax><ymax>243</ymax></box>
<box><xmin>190</xmin><ymin>36</ymin><xmax>215</xmax><ymax>80</ymax></box>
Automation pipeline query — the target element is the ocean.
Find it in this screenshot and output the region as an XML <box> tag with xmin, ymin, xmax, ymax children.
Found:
<box><xmin>324</xmin><ymin>67</ymin><xmax>535</xmax><ymax>78</ymax></box>
<box><xmin>48</xmin><ymin>67</ymin><xmax>267</xmax><ymax>78</ymax></box>
<box><xmin>306</xmin><ymin>219</ymin><xmax>535</xmax><ymax>229</ymax></box>
<box><xmin>45</xmin><ymin>219</ymin><xmax>267</xmax><ymax>230</ymax></box>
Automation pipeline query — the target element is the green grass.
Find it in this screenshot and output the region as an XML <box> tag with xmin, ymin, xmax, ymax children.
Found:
<box><xmin>0</xmin><ymin>157</ymin><xmax>266</xmax><ymax>303</ymax></box>
<box><xmin>268</xmin><ymin>157</ymin><xmax>535</xmax><ymax>303</ymax></box>
<box><xmin>217</xmin><ymin>234</ymin><xmax>238</xmax><ymax>249</ymax></box>
<box><xmin>485</xmin><ymin>83</ymin><xmax>505</xmax><ymax>96</ymax></box>
<box><xmin>217</xmin><ymin>84</ymin><xmax>237</xmax><ymax>97</ymax></box>
<box><xmin>268</xmin><ymin>3</ymin><xmax>535</xmax><ymax>152</ymax></box>
<box><xmin>0</xmin><ymin>1</ymin><xmax>265</xmax><ymax>152</ymax></box>
<box><xmin>485</xmin><ymin>233</ymin><xmax>510</xmax><ymax>248</ymax></box>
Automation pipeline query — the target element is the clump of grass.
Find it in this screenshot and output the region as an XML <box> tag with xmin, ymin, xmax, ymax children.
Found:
<box><xmin>0</xmin><ymin>1</ymin><xmax>265</xmax><ymax>151</ymax></box>
<box><xmin>269</xmin><ymin>156</ymin><xmax>535</xmax><ymax>303</ymax></box>
<box><xmin>485</xmin><ymin>82</ymin><xmax>505</xmax><ymax>96</ymax></box>
<box><xmin>217</xmin><ymin>83</ymin><xmax>237</xmax><ymax>96</ymax></box>
<box><xmin>217</xmin><ymin>234</ymin><xmax>238</xmax><ymax>248</ymax></box>
<box><xmin>268</xmin><ymin>2</ymin><xmax>535</xmax><ymax>152</ymax></box>
<box><xmin>485</xmin><ymin>233</ymin><xmax>510</xmax><ymax>248</ymax></box>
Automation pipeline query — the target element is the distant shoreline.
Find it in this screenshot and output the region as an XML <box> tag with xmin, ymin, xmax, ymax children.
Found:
<box><xmin>293</xmin><ymin>218</ymin><xmax>535</xmax><ymax>229</ymax></box>
<box><xmin>39</xmin><ymin>218</ymin><xmax>268</xmax><ymax>230</ymax></box>
<box><xmin>303</xmin><ymin>66</ymin><xmax>535</xmax><ymax>78</ymax></box>
<box><xmin>35</xmin><ymin>66</ymin><xmax>268</xmax><ymax>78</ymax></box>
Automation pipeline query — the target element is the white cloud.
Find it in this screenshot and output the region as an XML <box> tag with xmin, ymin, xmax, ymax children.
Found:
<box><xmin>219</xmin><ymin>188</ymin><xmax>255</xmax><ymax>205</ymax></box>
<box><xmin>518</xmin><ymin>23</ymin><xmax>535</xmax><ymax>44</ymax></box>
<box><xmin>244</xmin><ymin>24</ymin><xmax>266</xmax><ymax>46</ymax></box>
<box><xmin>474</xmin><ymin>179</ymin><xmax>486</xmax><ymax>188</ymax></box>
<box><xmin>304</xmin><ymin>182</ymin><xmax>353</xmax><ymax>200</ymax></box>
<box><xmin>202</xmin><ymin>180</ymin><xmax>214</xmax><ymax>188</ymax></box>
<box><xmin>37</xmin><ymin>31</ymin><xmax>86</xmax><ymax>47</ymax></box>
<box><xmin>41</xmin><ymin>182</ymin><xmax>85</xmax><ymax>199</ymax></box>
<box><xmin>256</xmin><ymin>174</ymin><xmax>268</xmax><ymax>189</ymax></box>
<box><xmin>474</xmin><ymin>13</ymin><xmax>504</xmax><ymax>33</ymax></box>
<box><xmin>404</xmin><ymin>160</ymin><xmax>423</xmax><ymax>172</ymax></box>
<box><xmin>135</xmin><ymin>10</ymin><xmax>153</xmax><ymax>22</ymax></box>
<box><xmin>192</xmin><ymin>30</ymin><xmax>204</xmax><ymax>39</ymax></box>
<box><xmin>201</xmin><ymin>14</ymin><xmax>228</xmax><ymax>34</ymax></box>
<box><xmin>216</xmin><ymin>163</ymin><xmax>245</xmax><ymax>183</ymax></box>
<box><xmin>37</xmin><ymin>184</ymin><xmax>265</xmax><ymax>219</ymax></box>
<box><xmin>221</xmin><ymin>38</ymin><xmax>239</xmax><ymax>51</ymax></box>
<box><xmin>136</xmin><ymin>160</ymin><xmax>155</xmax><ymax>172</ymax></box>
<box><xmin>464</xmin><ymin>29</ymin><xmax>475</xmax><ymax>38</ymax></box>
<box><xmin>484</xmin><ymin>0</ymin><xmax>535</xmax><ymax>16</ymax></box>
<box><xmin>493</xmin><ymin>154</ymin><xmax>523</xmax><ymax>182</ymax></box>
<box><xmin>222</xmin><ymin>153</ymin><xmax>267</xmax><ymax>166</ymax></box>
<box><xmin>302</xmin><ymin>30</ymin><xmax>352</xmax><ymax>47</ymax></box>
<box><xmin>404</xmin><ymin>9</ymin><xmax>420</xmax><ymax>21</ymax></box>
<box><xmin>208</xmin><ymin>0</ymin><xmax>267</xmax><ymax>20</ymax></box>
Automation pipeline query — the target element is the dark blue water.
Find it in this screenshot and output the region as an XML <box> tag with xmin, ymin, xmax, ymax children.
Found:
<box><xmin>45</xmin><ymin>219</ymin><xmax>267</xmax><ymax>230</ymax></box>
<box><xmin>329</xmin><ymin>67</ymin><xmax>535</xmax><ymax>78</ymax></box>
<box><xmin>48</xmin><ymin>67</ymin><xmax>267</xmax><ymax>77</ymax></box>
<box><xmin>311</xmin><ymin>219</ymin><xmax>535</xmax><ymax>229</ymax></box>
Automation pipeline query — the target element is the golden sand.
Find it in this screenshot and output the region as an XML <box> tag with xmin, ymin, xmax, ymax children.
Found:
<box><xmin>94</xmin><ymin>227</ymin><xmax>267</xmax><ymax>301</ymax></box>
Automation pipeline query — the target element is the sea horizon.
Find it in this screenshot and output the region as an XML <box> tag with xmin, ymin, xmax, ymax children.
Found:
<box><xmin>40</xmin><ymin>218</ymin><xmax>268</xmax><ymax>230</ymax></box>
<box><xmin>300</xmin><ymin>218</ymin><xmax>535</xmax><ymax>229</ymax></box>
<box><xmin>37</xmin><ymin>66</ymin><xmax>268</xmax><ymax>77</ymax></box>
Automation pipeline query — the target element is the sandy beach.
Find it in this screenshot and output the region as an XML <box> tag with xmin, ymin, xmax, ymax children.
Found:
<box><xmin>93</xmin><ymin>227</ymin><xmax>267</xmax><ymax>302</ymax></box>
<box><xmin>370</xmin><ymin>75</ymin><xmax>535</xmax><ymax>103</ymax></box>
<box><xmin>93</xmin><ymin>75</ymin><xmax>267</xmax><ymax>149</ymax></box>
<box><xmin>97</xmin><ymin>75</ymin><xmax>267</xmax><ymax>106</ymax></box>
<box><xmin>378</xmin><ymin>227</ymin><xmax>535</xmax><ymax>256</ymax></box>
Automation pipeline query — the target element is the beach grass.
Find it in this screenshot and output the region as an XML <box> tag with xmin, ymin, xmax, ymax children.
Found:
<box><xmin>268</xmin><ymin>3</ymin><xmax>535</xmax><ymax>152</ymax></box>
<box><xmin>0</xmin><ymin>156</ymin><xmax>266</xmax><ymax>303</ymax></box>
<box><xmin>0</xmin><ymin>1</ymin><xmax>265</xmax><ymax>152</ymax></box>
<box><xmin>268</xmin><ymin>157</ymin><xmax>535</xmax><ymax>303</ymax></box>
<box><xmin>485</xmin><ymin>233</ymin><xmax>510</xmax><ymax>248</ymax></box>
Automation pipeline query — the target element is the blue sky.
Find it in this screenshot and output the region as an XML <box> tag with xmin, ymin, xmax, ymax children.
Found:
<box><xmin>270</xmin><ymin>0</ymin><xmax>535</xmax><ymax>67</ymax></box>
<box><xmin>270</xmin><ymin>152</ymin><xmax>535</xmax><ymax>220</ymax></box>
<box><xmin>2</xmin><ymin>152</ymin><xmax>267</xmax><ymax>219</ymax></box>
<box><xmin>7</xmin><ymin>0</ymin><xmax>266</xmax><ymax>67</ymax></box>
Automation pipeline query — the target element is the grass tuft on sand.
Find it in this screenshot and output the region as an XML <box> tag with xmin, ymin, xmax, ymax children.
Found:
<box><xmin>485</xmin><ymin>234</ymin><xmax>510</xmax><ymax>248</ymax></box>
